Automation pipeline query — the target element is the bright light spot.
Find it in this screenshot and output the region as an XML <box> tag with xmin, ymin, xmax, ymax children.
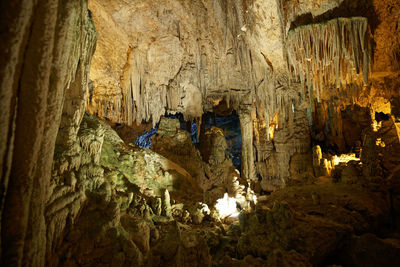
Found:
<box><xmin>292</xmin><ymin>103</ymin><xmax>295</xmax><ymax>113</ymax></box>
<box><xmin>233</xmin><ymin>176</ymin><xmax>240</xmax><ymax>187</ymax></box>
<box><xmin>372</xmin><ymin>120</ymin><xmax>382</xmax><ymax>132</ymax></box>
<box><xmin>215</xmin><ymin>193</ymin><xmax>240</xmax><ymax>219</ymax></box>
<box><xmin>252</xmin><ymin>194</ymin><xmax>257</xmax><ymax>205</ymax></box>
<box><xmin>269</xmin><ymin>125</ymin><xmax>275</xmax><ymax>140</ymax></box>
<box><xmin>199</xmin><ymin>202</ymin><xmax>210</xmax><ymax>215</ymax></box>
<box><xmin>376</xmin><ymin>138</ymin><xmax>386</xmax><ymax>147</ymax></box>
<box><xmin>241</xmin><ymin>25</ymin><xmax>247</xmax><ymax>32</ymax></box>
<box><xmin>333</xmin><ymin>153</ymin><xmax>360</xmax><ymax>166</ymax></box>
<box><xmin>269</xmin><ymin>113</ymin><xmax>279</xmax><ymax>140</ymax></box>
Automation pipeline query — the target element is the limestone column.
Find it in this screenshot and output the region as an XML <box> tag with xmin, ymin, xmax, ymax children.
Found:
<box><xmin>0</xmin><ymin>1</ymin><xmax>97</xmax><ymax>266</ymax></box>
<box><xmin>238</xmin><ymin>106</ymin><xmax>257</xmax><ymax>181</ymax></box>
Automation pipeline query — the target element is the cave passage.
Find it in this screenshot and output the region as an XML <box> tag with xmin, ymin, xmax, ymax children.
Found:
<box><xmin>203</xmin><ymin>111</ymin><xmax>242</xmax><ymax>170</ymax></box>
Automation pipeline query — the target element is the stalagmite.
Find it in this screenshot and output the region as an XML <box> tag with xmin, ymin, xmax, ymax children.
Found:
<box><xmin>162</xmin><ymin>189</ymin><xmax>172</xmax><ymax>218</ymax></box>
<box><xmin>238</xmin><ymin>107</ymin><xmax>257</xmax><ymax>181</ymax></box>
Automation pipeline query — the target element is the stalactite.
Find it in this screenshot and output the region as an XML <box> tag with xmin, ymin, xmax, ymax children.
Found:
<box><xmin>87</xmin><ymin>0</ymin><xmax>255</xmax><ymax>127</ymax></box>
<box><xmin>286</xmin><ymin>17</ymin><xmax>371</xmax><ymax>103</ymax></box>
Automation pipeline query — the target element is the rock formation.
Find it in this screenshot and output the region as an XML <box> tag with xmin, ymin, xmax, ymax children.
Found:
<box><xmin>83</xmin><ymin>0</ymin><xmax>400</xmax><ymax>188</ymax></box>
<box><xmin>0</xmin><ymin>1</ymin><xmax>96</xmax><ymax>265</ymax></box>
<box><xmin>1</xmin><ymin>0</ymin><xmax>400</xmax><ymax>266</ymax></box>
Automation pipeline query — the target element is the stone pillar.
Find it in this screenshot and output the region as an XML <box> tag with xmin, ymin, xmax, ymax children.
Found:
<box><xmin>238</xmin><ymin>106</ymin><xmax>257</xmax><ymax>181</ymax></box>
<box><xmin>0</xmin><ymin>1</ymin><xmax>97</xmax><ymax>266</ymax></box>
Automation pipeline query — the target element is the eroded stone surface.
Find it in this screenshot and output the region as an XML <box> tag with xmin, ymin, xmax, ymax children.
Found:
<box><xmin>1</xmin><ymin>0</ymin><xmax>400</xmax><ymax>266</ymax></box>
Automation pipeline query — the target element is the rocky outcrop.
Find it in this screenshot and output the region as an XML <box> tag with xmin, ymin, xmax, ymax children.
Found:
<box><xmin>100</xmin><ymin>117</ymin><xmax>203</xmax><ymax>203</ymax></box>
<box><xmin>46</xmin><ymin>113</ymin><xmax>399</xmax><ymax>266</ymax></box>
<box><xmin>152</xmin><ymin>117</ymin><xmax>210</xmax><ymax>192</ymax></box>
<box><xmin>254</xmin><ymin>105</ymin><xmax>312</xmax><ymax>190</ymax></box>
<box><xmin>47</xmin><ymin>113</ymin><xmax>105</xmax><ymax>265</ymax></box>
<box><xmin>237</xmin><ymin>183</ymin><xmax>393</xmax><ymax>266</ymax></box>
<box><xmin>49</xmin><ymin>113</ymin><xmax>215</xmax><ymax>265</ymax></box>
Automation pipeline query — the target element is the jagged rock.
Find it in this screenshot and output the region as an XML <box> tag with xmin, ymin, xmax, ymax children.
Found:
<box><xmin>152</xmin><ymin>118</ymin><xmax>195</xmax><ymax>157</ymax></box>
<box><xmin>256</xmin><ymin>107</ymin><xmax>312</xmax><ymax>190</ymax></box>
<box><xmin>152</xmin><ymin>118</ymin><xmax>250</xmax><ymax>209</ymax></box>
<box><xmin>100</xmin><ymin>116</ymin><xmax>202</xmax><ymax>202</ymax></box>
<box><xmin>157</xmin><ymin>118</ymin><xmax>181</xmax><ymax>137</ymax></box>
<box><xmin>152</xmin><ymin>118</ymin><xmax>209</xmax><ymax>190</ymax></box>
<box><xmin>87</xmin><ymin>0</ymin><xmax>255</xmax><ymax>125</ymax></box>
<box><xmin>53</xmin><ymin>193</ymin><xmax>144</xmax><ymax>267</ymax></box>
<box><xmin>0</xmin><ymin>0</ymin><xmax>97</xmax><ymax>263</ymax></box>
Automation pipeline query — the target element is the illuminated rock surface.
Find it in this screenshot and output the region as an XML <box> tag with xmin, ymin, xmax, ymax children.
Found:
<box><xmin>1</xmin><ymin>0</ymin><xmax>400</xmax><ymax>266</ymax></box>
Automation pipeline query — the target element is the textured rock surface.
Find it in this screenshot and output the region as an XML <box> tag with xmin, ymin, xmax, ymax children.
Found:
<box><xmin>1</xmin><ymin>0</ymin><xmax>400</xmax><ymax>266</ymax></box>
<box><xmin>238</xmin><ymin>183</ymin><xmax>393</xmax><ymax>265</ymax></box>
<box><xmin>152</xmin><ymin>117</ymin><xmax>210</xmax><ymax>191</ymax></box>
<box><xmin>50</xmin><ymin>114</ymin><xmax>214</xmax><ymax>266</ymax></box>
<box><xmin>0</xmin><ymin>1</ymin><xmax>96</xmax><ymax>265</ymax></box>
<box><xmin>152</xmin><ymin>117</ymin><xmax>254</xmax><ymax>208</ymax></box>
<box><xmin>85</xmin><ymin>0</ymin><xmax>400</xmax><ymax>189</ymax></box>
<box><xmin>87</xmin><ymin>0</ymin><xmax>254</xmax><ymax>126</ymax></box>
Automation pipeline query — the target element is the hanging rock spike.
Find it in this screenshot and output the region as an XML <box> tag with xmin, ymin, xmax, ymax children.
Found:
<box><xmin>286</xmin><ymin>17</ymin><xmax>371</xmax><ymax>103</ymax></box>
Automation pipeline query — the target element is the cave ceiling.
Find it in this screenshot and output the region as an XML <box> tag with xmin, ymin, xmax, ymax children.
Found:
<box><xmin>87</xmin><ymin>0</ymin><xmax>399</xmax><ymax>130</ymax></box>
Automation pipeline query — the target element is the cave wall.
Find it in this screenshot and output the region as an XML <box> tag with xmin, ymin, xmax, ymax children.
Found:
<box><xmin>0</xmin><ymin>0</ymin><xmax>399</xmax><ymax>265</ymax></box>
<box><xmin>85</xmin><ymin>0</ymin><xmax>312</xmax><ymax>185</ymax></box>
<box><xmin>84</xmin><ymin>0</ymin><xmax>400</xmax><ymax>189</ymax></box>
<box><xmin>0</xmin><ymin>0</ymin><xmax>96</xmax><ymax>265</ymax></box>
<box><xmin>273</xmin><ymin>0</ymin><xmax>400</xmax><ymax>186</ymax></box>
<box><xmin>87</xmin><ymin>0</ymin><xmax>255</xmax><ymax>125</ymax></box>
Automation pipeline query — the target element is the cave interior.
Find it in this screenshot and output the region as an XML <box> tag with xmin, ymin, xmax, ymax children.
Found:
<box><xmin>1</xmin><ymin>0</ymin><xmax>400</xmax><ymax>266</ymax></box>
